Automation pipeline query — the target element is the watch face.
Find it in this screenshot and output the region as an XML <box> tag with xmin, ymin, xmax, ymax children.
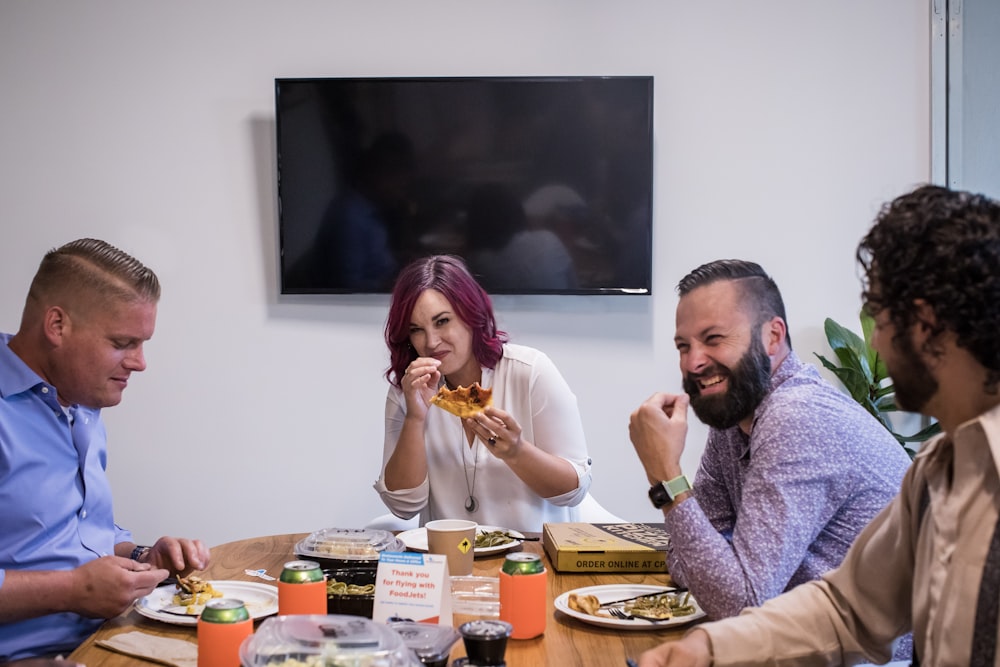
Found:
<box><xmin>648</xmin><ymin>483</ymin><xmax>670</xmax><ymax>509</ymax></box>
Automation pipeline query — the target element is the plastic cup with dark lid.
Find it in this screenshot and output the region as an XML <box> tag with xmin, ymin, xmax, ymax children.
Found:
<box><xmin>458</xmin><ymin>619</ymin><xmax>512</xmax><ymax>666</ymax></box>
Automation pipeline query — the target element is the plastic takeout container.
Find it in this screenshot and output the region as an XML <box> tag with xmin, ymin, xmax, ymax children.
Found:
<box><xmin>240</xmin><ymin>614</ymin><xmax>418</xmax><ymax>666</ymax></box>
<box><xmin>387</xmin><ymin>620</ymin><xmax>460</xmax><ymax>667</ymax></box>
<box><xmin>325</xmin><ymin>566</ymin><xmax>378</xmax><ymax>618</ymax></box>
<box><xmin>294</xmin><ymin>527</ymin><xmax>405</xmax><ymax>568</ymax></box>
<box><xmin>450</xmin><ymin>576</ymin><xmax>500</xmax><ymax>623</ymax></box>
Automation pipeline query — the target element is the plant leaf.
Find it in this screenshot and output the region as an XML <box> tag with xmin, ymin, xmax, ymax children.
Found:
<box><xmin>859</xmin><ymin>312</ymin><xmax>887</xmax><ymax>380</ymax></box>
<box><xmin>875</xmin><ymin>395</ymin><xmax>898</xmax><ymax>412</ymax></box>
<box><xmin>896</xmin><ymin>422</ymin><xmax>943</xmax><ymax>443</ymax></box>
<box><xmin>817</xmin><ymin>314</ymin><xmax>939</xmax><ymax>455</ymax></box>
<box><xmin>824</xmin><ymin>318</ymin><xmax>874</xmax><ymax>383</ymax></box>
<box><xmin>815</xmin><ymin>354</ymin><xmax>869</xmax><ymax>403</ymax></box>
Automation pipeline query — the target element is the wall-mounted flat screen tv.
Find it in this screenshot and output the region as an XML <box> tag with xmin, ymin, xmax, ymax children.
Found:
<box><xmin>276</xmin><ymin>76</ymin><xmax>654</xmax><ymax>295</ymax></box>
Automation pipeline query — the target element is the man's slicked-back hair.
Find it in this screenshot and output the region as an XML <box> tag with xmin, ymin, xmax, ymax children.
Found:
<box><xmin>28</xmin><ymin>238</ymin><xmax>161</xmax><ymax>310</ymax></box>
<box><xmin>676</xmin><ymin>259</ymin><xmax>791</xmax><ymax>348</ymax></box>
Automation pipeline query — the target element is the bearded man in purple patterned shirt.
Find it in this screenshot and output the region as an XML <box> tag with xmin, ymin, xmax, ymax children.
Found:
<box><xmin>629</xmin><ymin>260</ymin><xmax>910</xmax><ymax>634</ymax></box>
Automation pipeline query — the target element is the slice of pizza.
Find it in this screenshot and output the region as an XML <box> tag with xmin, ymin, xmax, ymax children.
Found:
<box><xmin>431</xmin><ymin>382</ymin><xmax>493</xmax><ymax>418</ymax></box>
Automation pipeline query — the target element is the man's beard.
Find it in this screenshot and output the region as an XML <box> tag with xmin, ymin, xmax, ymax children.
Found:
<box><xmin>888</xmin><ymin>333</ymin><xmax>938</xmax><ymax>413</ymax></box>
<box><xmin>683</xmin><ymin>335</ymin><xmax>772</xmax><ymax>430</ymax></box>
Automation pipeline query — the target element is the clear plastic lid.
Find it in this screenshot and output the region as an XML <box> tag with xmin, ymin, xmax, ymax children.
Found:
<box><xmin>240</xmin><ymin>614</ymin><xmax>418</xmax><ymax>666</ymax></box>
<box><xmin>386</xmin><ymin>621</ymin><xmax>460</xmax><ymax>661</ymax></box>
<box><xmin>294</xmin><ymin>528</ymin><xmax>404</xmax><ymax>562</ymax></box>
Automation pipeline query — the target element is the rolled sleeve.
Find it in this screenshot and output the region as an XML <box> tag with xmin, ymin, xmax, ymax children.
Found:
<box><xmin>372</xmin><ymin>475</ymin><xmax>429</xmax><ymax>520</ymax></box>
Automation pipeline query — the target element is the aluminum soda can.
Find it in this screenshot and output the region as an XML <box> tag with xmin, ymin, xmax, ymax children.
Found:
<box><xmin>277</xmin><ymin>559</ymin><xmax>327</xmax><ymax>615</ymax></box>
<box><xmin>200</xmin><ymin>598</ymin><xmax>251</xmax><ymax>623</ymax></box>
<box><xmin>197</xmin><ymin>599</ymin><xmax>252</xmax><ymax>667</ymax></box>
<box><xmin>501</xmin><ymin>552</ymin><xmax>545</xmax><ymax>576</ymax></box>
<box><xmin>279</xmin><ymin>560</ymin><xmax>325</xmax><ymax>584</ymax></box>
<box><xmin>499</xmin><ymin>553</ymin><xmax>546</xmax><ymax>639</ymax></box>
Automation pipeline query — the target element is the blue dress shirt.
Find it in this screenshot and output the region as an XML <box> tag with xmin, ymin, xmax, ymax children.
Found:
<box><xmin>0</xmin><ymin>333</ymin><xmax>133</xmax><ymax>660</ymax></box>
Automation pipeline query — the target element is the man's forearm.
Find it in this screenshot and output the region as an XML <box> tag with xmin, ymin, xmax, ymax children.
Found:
<box><xmin>0</xmin><ymin>569</ymin><xmax>75</xmax><ymax>622</ymax></box>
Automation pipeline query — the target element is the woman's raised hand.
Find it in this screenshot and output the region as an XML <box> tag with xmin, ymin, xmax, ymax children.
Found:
<box><xmin>401</xmin><ymin>357</ymin><xmax>441</xmax><ymax>416</ymax></box>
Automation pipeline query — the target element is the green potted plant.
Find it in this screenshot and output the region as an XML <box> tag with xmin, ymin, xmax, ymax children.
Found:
<box><xmin>814</xmin><ymin>312</ymin><xmax>940</xmax><ymax>458</ymax></box>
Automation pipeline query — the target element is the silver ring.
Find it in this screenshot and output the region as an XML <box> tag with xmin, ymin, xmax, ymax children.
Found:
<box><xmin>488</xmin><ymin>436</ymin><xmax>497</xmax><ymax>445</ymax></box>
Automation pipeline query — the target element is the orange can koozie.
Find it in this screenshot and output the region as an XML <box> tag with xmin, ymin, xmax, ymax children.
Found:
<box><xmin>499</xmin><ymin>553</ymin><xmax>547</xmax><ymax>639</ymax></box>
<box><xmin>197</xmin><ymin>599</ymin><xmax>253</xmax><ymax>667</ymax></box>
<box><xmin>277</xmin><ymin>560</ymin><xmax>327</xmax><ymax>615</ymax></box>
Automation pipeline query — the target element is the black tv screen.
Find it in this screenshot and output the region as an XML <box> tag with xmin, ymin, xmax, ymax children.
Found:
<box><xmin>276</xmin><ymin>76</ymin><xmax>654</xmax><ymax>295</ymax></box>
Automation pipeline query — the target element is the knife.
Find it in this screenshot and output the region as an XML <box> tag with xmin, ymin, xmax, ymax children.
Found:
<box><xmin>158</xmin><ymin>605</ymin><xmax>200</xmax><ymax>617</ymax></box>
<box><xmin>598</xmin><ymin>588</ymin><xmax>686</xmax><ymax>608</ymax></box>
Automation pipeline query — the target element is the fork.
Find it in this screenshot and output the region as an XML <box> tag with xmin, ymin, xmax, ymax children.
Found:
<box><xmin>608</xmin><ymin>607</ymin><xmax>666</xmax><ymax>623</ymax></box>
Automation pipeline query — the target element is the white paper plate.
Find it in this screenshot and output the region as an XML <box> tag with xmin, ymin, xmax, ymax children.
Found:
<box><xmin>134</xmin><ymin>580</ymin><xmax>279</xmax><ymax>626</ymax></box>
<box><xmin>554</xmin><ymin>584</ymin><xmax>705</xmax><ymax>630</ymax></box>
<box><xmin>397</xmin><ymin>525</ymin><xmax>525</xmax><ymax>556</ymax></box>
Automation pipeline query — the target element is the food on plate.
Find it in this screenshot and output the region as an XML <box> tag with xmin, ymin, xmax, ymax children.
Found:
<box><xmin>475</xmin><ymin>529</ymin><xmax>517</xmax><ymax>548</ymax></box>
<box><xmin>624</xmin><ymin>591</ymin><xmax>697</xmax><ymax>620</ymax></box>
<box><xmin>565</xmin><ymin>590</ymin><xmax>698</xmax><ymax>621</ymax></box>
<box><xmin>567</xmin><ymin>593</ymin><xmax>602</xmax><ymax>616</ymax></box>
<box><xmin>431</xmin><ymin>382</ymin><xmax>493</xmax><ymax>418</ymax></box>
<box><xmin>172</xmin><ymin>575</ymin><xmax>223</xmax><ymax>612</ymax></box>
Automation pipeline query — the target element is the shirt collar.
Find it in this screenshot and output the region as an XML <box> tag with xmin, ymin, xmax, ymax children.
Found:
<box><xmin>767</xmin><ymin>349</ymin><xmax>802</xmax><ymax>391</ymax></box>
<box><xmin>0</xmin><ymin>332</ymin><xmax>47</xmax><ymax>400</ymax></box>
<box><xmin>917</xmin><ymin>401</ymin><xmax>1000</xmax><ymax>480</ymax></box>
<box><xmin>957</xmin><ymin>401</ymin><xmax>1000</xmax><ymax>478</ymax></box>
<box><xmin>742</xmin><ymin>350</ymin><xmax>802</xmax><ymax>435</ymax></box>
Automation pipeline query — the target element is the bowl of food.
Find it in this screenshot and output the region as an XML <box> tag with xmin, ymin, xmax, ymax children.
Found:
<box><xmin>294</xmin><ymin>527</ymin><xmax>405</xmax><ymax>569</ymax></box>
<box><xmin>239</xmin><ymin>614</ymin><xmax>415</xmax><ymax>667</ymax></box>
<box><xmin>324</xmin><ymin>566</ymin><xmax>377</xmax><ymax>618</ymax></box>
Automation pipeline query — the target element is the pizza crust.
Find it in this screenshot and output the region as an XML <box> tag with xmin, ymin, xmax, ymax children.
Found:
<box><xmin>567</xmin><ymin>593</ymin><xmax>602</xmax><ymax>616</ymax></box>
<box><xmin>431</xmin><ymin>382</ymin><xmax>493</xmax><ymax>418</ymax></box>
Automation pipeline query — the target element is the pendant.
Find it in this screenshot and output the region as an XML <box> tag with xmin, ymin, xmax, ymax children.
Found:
<box><xmin>465</xmin><ymin>495</ymin><xmax>479</xmax><ymax>513</ymax></box>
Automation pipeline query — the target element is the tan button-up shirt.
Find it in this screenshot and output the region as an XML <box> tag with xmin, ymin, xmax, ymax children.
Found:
<box><xmin>701</xmin><ymin>403</ymin><xmax>1000</xmax><ymax>666</ymax></box>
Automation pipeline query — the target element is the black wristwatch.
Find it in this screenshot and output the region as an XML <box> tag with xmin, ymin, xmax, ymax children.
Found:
<box><xmin>130</xmin><ymin>545</ymin><xmax>152</xmax><ymax>562</ymax></box>
<box><xmin>648</xmin><ymin>475</ymin><xmax>693</xmax><ymax>509</ymax></box>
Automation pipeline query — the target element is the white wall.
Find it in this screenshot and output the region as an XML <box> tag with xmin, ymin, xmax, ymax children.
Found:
<box><xmin>0</xmin><ymin>0</ymin><xmax>930</xmax><ymax>547</ymax></box>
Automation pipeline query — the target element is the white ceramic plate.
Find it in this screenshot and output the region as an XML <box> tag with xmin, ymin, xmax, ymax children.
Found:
<box><xmin>134</xmin><ymin>580</ymin><xmax>279</xmax><ymax>626</ymax></box>
<box><xmin>397</xmin><ymin>525</ymin><xmax>525</xmax><ymax>556</ymax></box>
<box><xmin>554</xmin><ymin>584</ymin><xmax>705</xmax><ymax>630</ymax></box>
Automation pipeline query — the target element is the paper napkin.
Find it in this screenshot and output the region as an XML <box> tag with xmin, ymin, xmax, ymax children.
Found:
<box><xmin>96</xmin><ymin>630</ymin><xmax>197</xmax><ymax>667</ymax></box>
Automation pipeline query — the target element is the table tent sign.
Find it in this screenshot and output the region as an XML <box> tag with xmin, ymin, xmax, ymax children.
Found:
<box><xmin>373</xmin><ymin>552</ymin><xmax>452</xmax><ymax>625</ymax></box>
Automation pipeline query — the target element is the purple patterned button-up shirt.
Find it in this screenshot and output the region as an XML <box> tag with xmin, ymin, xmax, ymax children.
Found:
<box><xmin>665</xmin><ymin>351</ymin><xmax>911</xmax><ymax>620</ymax></box>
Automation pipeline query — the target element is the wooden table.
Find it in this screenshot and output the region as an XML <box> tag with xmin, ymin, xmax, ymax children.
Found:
<box><xmin>68</xmin><ymin>533</ymin><xmax>694</xmax><ymax>666</ymax></box>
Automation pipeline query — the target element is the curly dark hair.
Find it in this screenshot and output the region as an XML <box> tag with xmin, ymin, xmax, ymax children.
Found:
<box><xmin>857</xmin><ymin>184</ymin><xmax>1000</xmax><ymax>392</ymax></box>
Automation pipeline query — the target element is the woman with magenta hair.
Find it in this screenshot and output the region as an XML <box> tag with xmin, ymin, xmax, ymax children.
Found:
<box><xmin>373</xmin><ymin>255</ymin><xmax>592</xmax><ymax>533</ymax></box>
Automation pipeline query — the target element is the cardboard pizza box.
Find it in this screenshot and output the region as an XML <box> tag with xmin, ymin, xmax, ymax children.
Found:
<box><xmin>542</xmin><ymin>522</ymin><xmax>670</xmax><ymax>573</ymax></box>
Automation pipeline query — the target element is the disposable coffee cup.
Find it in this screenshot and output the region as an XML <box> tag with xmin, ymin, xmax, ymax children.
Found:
<box><xmin>458</xmin><ymin>619</ymin><xmax>512</xmax><ymax>666</ymax></box>
<box><xmin>425</xmin><ymin>519</ymin><xmax>477</xmax><ymax>576</ymax></box>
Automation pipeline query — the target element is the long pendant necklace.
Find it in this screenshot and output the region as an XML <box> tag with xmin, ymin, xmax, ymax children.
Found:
<box><xmin>461</xmin><ymin>429</ymin><xmax>480</xmax><ymax>513</ymax></box>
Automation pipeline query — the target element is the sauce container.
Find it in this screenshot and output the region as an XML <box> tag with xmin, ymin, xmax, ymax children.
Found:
<box><xmin>457</xmin><ymin>619</ymin><xmax>512</xmax><ymax>666</ymax></box>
